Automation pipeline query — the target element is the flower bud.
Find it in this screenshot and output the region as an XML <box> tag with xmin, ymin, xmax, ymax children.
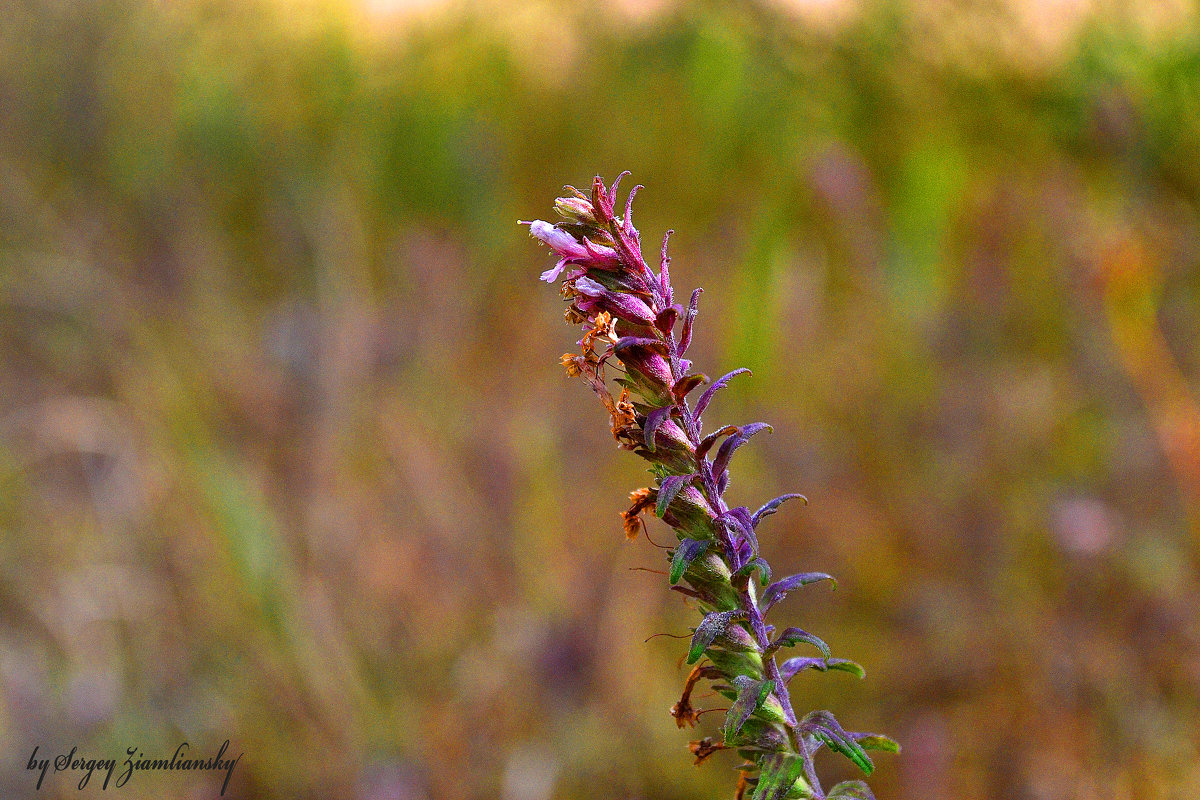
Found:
<box><xmin>554</xmin><ymin>195</ymin><xmax>598</xmax><ymax>224</ymax></box>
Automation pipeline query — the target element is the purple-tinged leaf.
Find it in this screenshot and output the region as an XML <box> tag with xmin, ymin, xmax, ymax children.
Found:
<box><xmin>733</xmin><ymin>557</ymin><xmax>772</xmax><ymax>587</ymax></box>
<box><xmin>799</xmin><ymin>711</ymin><xmax>873</xmax><ymax>775</ymax></box>
<box><xmin>687</xmin><ymin>610</ymin><xmax>745</xmax><ymax>664</ymax></box>
<box><xmin>712</xmin><ymin>423</ymin><xmax>772</xmax><ymax>487</ymax></box>
<box><xmin>749</xmin><ymin>753</ymin><xmax>807</xmax><ymax>800</ymax></box>
<box><xmin>696</xmin><ymin>425</ymin><xmax>737</xmax><ymax>460</ymax></box>
<box><xmin>761</xmin><ymin>572</ymin><xmax>837</xmax><ymax>612</ymax></box>
<box><xmin>727</xmin><ymin>534</ymin><xmax>755</xmax><ymax>573</ymax></box>
<box><xmin>752</xmin><ymin>493</ymin><xmax>808</xmax><ymax>527</ymax></box>
<box><xmin>729</xmin><ymin>506</ymin><xmax>757</xmax><ymax>552</ymax></box>
<box><xmin>679</xmin><ymin>288</ymin><xmax>702</xmax><ymax>354</ymax></box>
<box><xmin>580</xmin><ymin>235</ymin><xmax>622</xmax><ymax>267</ymax></box>
<box><xmin>717</xmin><ymin>507</ymin><xmax>759</xmax><ymax>556</ymax></box>
<box><xmin>779</xmin><ymin>657</ymin><xmax>866</xmax><ymax>682</ymax></box>
<box><xmin>694</xmin><ymin>368</ymin><xmax>752</xmax><ymax>418</ymax></box>
<box><xmin>779</xmin><ymin>657</ymin><xmax>827</xmax><ymax>682</ymax></box>
<box><xmin>828</xmin><ymin>780</ymin><xmax>875</xmax><ymax>800</ymax></box>
<box><xmin>723</xmin><ymin>676</ymin><xmax>775</xmax><ymax>744</ymax></box>
<box><xmin>643</xmin><ymin>406</ymin><xmax>674</xmax><ymax>452</ymax></box>
<box><xmin>672</xmin><ymin>373</ymin><xmax>708</xmax><ymax>403</ymax></box>
<box><xmin>669</xmin><ymin>538</ymin><xmax>710</xmax><ymax>585</ymax></box>
<box><xmin>656</xmin><ymin>474</ymin><xmax>695</xmax><ymax>518</ymax></box>
<box><xmin>769</xmin><ymin>628</ymin><xmax>831</xmax><ymax>658</ymax></box>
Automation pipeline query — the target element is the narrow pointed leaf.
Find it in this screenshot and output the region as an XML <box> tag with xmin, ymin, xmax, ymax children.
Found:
<box><xmin>723</xmin><ymin>676</ymin><xmax>775</xmax><ymax>744</ymax></box>
<box><xmin>816</xmin><ymin>731</ymin><xmax>874</xmax><ymax>775</ymax></box>
<box><xmin>712</xmin><ymin>423</ymin><xmax>772</xmax><ymax>485</ymax></box>
<box><xmin>669</xmin><ymin>538</ymin><xmax>709</xmax><ymax>585</ymax></box>
<box><xmin>679</xmin><ymin>288</ymin><xmax>702</xmax><ymax>354</ymax></box>
<box><xmin>623</xmin><ymin>184</ymin><xmax>642</xmax><ymax>236</ymax></box>
<box><xmin>752</xmin><ymin>493</ymin><xmax>808</xmax><ymax>527</ymax></box>
<box><xmin>770</xmin><ymin>627</ymin><xmax>831</xmax><ymax>658</ymax></box>
<box><xmin>656</xmin><ymin>473</ymin><xmax>694</xmax><ymax>518</ymax></box>
<box><xmin>696</xmin><ymin>425</ymin><xmax>737</xmax><ymax>460</ymax></box>
<box><xmin>779</xmin><ymin>657</ymin><xmax>866</xmax><ymax>682</ymax></box>
<box><xmin>695</xmin><ymin>368</ymin><xmax>751</xmax><ymax>418</ymax></box>
<box><xmin>729</xmin><ymin>506</ymin><xmax>758</xmax><ymax>553</ymax></box>
<box><xmin>658</xmin><ymin>230</ymin><xmax>673</xmax><ymax>302</ymax></box>
<box><xmin>801</xmin><ymin>711</ymin><xmax>874</xmax><ymax>775</ymax></box>
<box><xmin>761</xmin><ymin>572</ymin><xmax>837</xmax><ymax>612</ymax></box>
<box><xmin>643</xmin><ymin>405</ymin><xmax>674</xmax><ymax>452</ymax></box>
<box><xmin>687</xmin><ymin>610</ymin><xmax>744</xmax><ymax>664</ymax></box>
<box><xmin>855</xmin><ymin>734</ymin><xmax>901</xmax><ymax>754</ymax></box>
<box><xmin>716</xmin><ymin>508</ymin><xmax>759</xmax><ymax>558</ymax></box>
<box><xmin>750</xmin><ymin>753</ymin><xmax>808</xmax><ymax>800</ymax></box>
<box><xmin>733</xmin><ymin>557</ymin><xmax>771</xmax><ymax>587</ymax></box>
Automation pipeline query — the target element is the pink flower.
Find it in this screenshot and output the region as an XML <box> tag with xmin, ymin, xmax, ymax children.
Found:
<box><xmin>523</xmin><ymin>220</ymin><xmax>618</xmax><ymax>282</ymax></box>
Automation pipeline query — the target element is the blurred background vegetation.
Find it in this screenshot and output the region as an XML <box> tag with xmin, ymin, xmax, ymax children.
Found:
<box><xmin>4</xmin><ymin>0</ymin><xmax>1200</xmax><ymax>797</ymax></box>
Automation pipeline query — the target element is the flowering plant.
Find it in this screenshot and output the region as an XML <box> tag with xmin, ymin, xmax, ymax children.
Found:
<box><xmin>524</xmin><ymin>173</ymin><xmax>897</xmax><ymax>800</ymax></box>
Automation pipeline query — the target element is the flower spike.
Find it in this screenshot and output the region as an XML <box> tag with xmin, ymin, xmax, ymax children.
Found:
<box><xmin>526</xmin><ymin>173</ymin><xmax>895</xmax><ymax>799</ymax></box>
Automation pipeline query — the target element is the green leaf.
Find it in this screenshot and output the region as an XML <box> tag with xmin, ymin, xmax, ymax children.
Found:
<box><xmin>801</xmin><ymin>711</ymin><xmax>874</xmax><ymax>776</ymax></box>
<box><xmin>749</xmin><ymin>753</ymin><xmax>808</xmax><ymax>800</ymax></box>
<box><xmin>826</xmin><ymin>659</ymin><xmax>867</xmax><ymax>680</ymax></box>
<box><xmin>815</xmin><ymin>731</ymin><xmax>873</xmax><ymax>776</ymax></box>
<box><xmin>856</xmin><ymin>734</ymin><xmax>901</xmax><ymax>754</ymax></box>
<box><xmin>687</xmin><ymin>610</ymin><xmax>744</xmax><ymax>664</ymax></box>
<box><xmin>722</xmin><ymin>676</ymin><xmax>774</xmax><ymax>744</ymax></box>
<box><xmin>656</xmin><ymin>473</ymin><xmax>694</xmax><ymax>518</ymax></box>
<box><xmin>670</xmin><ymin>539</ymin><xmax>709</xmax><ymax>585</ymax></box>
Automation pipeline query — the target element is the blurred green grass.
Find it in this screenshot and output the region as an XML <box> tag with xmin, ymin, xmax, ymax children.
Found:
<box><xmin>4</xmin><ymin>0</ymin><xmax>1200</xmax><ymax>798</ymax></box>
